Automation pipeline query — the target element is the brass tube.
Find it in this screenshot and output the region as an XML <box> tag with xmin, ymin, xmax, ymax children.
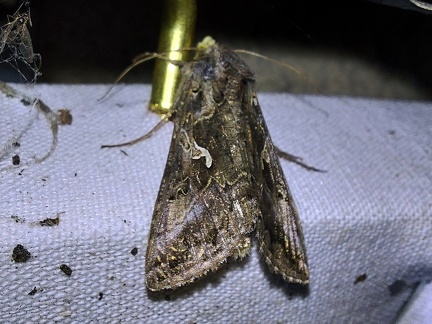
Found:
<box><xmin>149</xmin><ymin>0</ymin><xmax>196</xmax><ymax>115</ymax></box>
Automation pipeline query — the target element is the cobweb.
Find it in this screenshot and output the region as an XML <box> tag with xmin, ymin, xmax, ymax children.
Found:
<box><xmin>0</xmin><ymin>1</ymin><xmax>60</xmax><ymax>170</ymax></box>
<box><xmin>0</xmin><ymin>0</ymin><xmax>41</xmax><ymax>83</ymax></box>
<box><xmin>0</xmin><ymin>81</ymin><xmax>60</xmax><ymax>171</ymax></box>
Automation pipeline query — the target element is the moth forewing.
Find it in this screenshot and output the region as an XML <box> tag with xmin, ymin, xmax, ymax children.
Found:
<box><xmin>244</xmin><ymin>84</ymin><xmax>309</xmax><ymax>285</ymax></box>
<box><xmin>252</xmin><ymin>100</ymin><xmax>309</xmax><ymax>284</ymax></box>
<box><xmin>145</xmin><ymin>47</ymin><xmax>257</xmax><ymax>291</ymax></box>
<box><xmin>145</xmin><ymin>39</ymin><xmax>309</xmax><ymax>291</ymax></box>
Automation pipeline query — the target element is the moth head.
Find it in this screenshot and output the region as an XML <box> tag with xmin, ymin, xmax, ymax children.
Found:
<box><xmin>193</xmin><ymin>58</ymin><xmax>217</xmax><ymax>82</ymax></box>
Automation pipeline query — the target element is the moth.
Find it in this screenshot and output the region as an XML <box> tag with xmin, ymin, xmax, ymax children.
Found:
<box><xmin>145</xmin><ymin>37</ymin><xmax>309</xmax><ymax>291</ymax></box>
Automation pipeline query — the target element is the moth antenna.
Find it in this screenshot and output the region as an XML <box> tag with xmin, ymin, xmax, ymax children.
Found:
<box><xmin>234</xmin><ymin>49</ymin><xmax>321</xmax><ymax>94</ymax></box>
<box><xmin>98</xmin><ymin>53</ymin><xmax>161</xmax><ymax>101</ymax></box>
<box><xmin>133</xmin><ymin>48</ymin><xmax>197</xmax><ymax>64</ymax></box>
<box><xmin>98</xmin><ymin>48</ymin><xmax>199</xmax><ymax>101</ymax></box>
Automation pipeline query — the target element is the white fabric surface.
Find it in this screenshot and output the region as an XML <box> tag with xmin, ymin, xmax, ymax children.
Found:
<box><xmin>0</xmin><ymin>84</ymin><xmax>431</xmax><ymax>323</ymax></box>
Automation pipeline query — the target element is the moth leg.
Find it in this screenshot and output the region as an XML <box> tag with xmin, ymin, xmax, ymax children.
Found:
<box><xmin>275</xmin><ymin>146</ymin><xmax>326</xmax><ymax>173</ymax></box>
<box><xmin>101</xmin><ymin>119</ymin><xmax>167</xmax><ymax>149</ymax></box>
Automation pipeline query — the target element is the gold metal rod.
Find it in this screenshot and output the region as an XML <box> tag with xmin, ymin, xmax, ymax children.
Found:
<box><xmin>149</xmin><ymin>0</ymin><xmax>196</xmax><ymax>115</ymax></box>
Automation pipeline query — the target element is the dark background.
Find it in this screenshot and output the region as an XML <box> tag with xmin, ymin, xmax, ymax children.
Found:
<box><xmin>1</xmin><ymin>0</ymin><xmax>431</xmax><ymax>100</ymax></box>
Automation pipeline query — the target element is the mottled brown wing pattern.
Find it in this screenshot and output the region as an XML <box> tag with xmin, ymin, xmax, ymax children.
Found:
<box><xmin>145</xmin><ymin>41</ymin><xmax>309</xmax><ymax>291</ymax></box>
<box><xmin>145</xmin><ymin>45</ymin><xmax>261</xmax><ymax>291</ymax></box>
<box><xmin>246</xmin><ymin>90</ymin><xmax>309</xmax><ymax>284</ymax></box>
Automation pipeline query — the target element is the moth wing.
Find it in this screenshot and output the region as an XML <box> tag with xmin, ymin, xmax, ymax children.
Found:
<box><xmin>145</xmin><ymin>67</ymin><xmax>259</xmax><ymax>291</ymax></box>
<box><xmin>249</xmin><ymin>92</ymin><xmax>309</xmax><ymax>284</ymax></box>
